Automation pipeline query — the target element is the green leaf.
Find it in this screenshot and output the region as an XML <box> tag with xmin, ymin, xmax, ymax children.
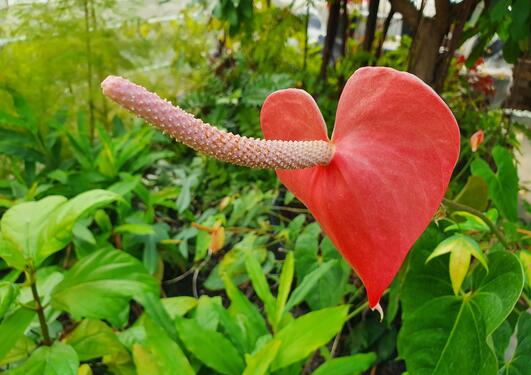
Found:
<box><xmin>500</xmin><ymin>311</ymin><xmax>531</xmax><ymax>374</ymax></box>
<box><xmin>51</xmin><ymin>249</ymin><xmax>157</xmax><ymax>327</ymax></box>
<box><xmin>136</xmin><ymin>292</ymin><xmax>179</xmax><ymax>342</ymax></box>
<box><xmin>135</xmin><ymin>317</ymin><xmax>195</xmax><ymax>375</ymax></box>
<box><xmin>398</xmin><ymin>249</ymin><xmax>524</xmax><ymax>375</ymax></box>
<box><xmin>285</xmin><ymin>259</ymin><xmax>337</xmax><ymax>311</ymax></box>
<box><xmin>64</xmin><ymin>319</ymin><xmax>126</xmax><ymax>361</ymax></box>
<box><xmin>195</xmin><ymin>295</ymin><xmax>222</xmax><ymax>331</ymax></box>
<box><xmin>454</xmin><ymin>176</ymin><xmax>489</xmax><ymax>211</ymax></box>
<box><xmin>243</xmin><ymin>338</ymin><xmax>281</xmax><ymax>375</ymax></box>
<box><xmin>427</xmin><ymin>235</ymin><xmax>488</xmax><ymax>295</ymax></box>
<box><xmin>160</xmin><ymin>296</ymin><xmax>198</xmax><ymax>319</ymax></box>
<box><xmin>0</xmin><ymin>281</ymin><xmax>18</xmax><ymax>319</ymax></box>
<box><xmin>274</xmin><ymin>251</ymin><xmax>294</xmax><ymax>328</ymax></box>
<box><xmin>0</xmin><ymin>335</ymin><xmax>36</xmax><ymax>366</ymax></box>
<box><xmin>205</xmin><ymin>234</ymin><xmax>267</xmax><ymax>290</ymax></box>
<box><xmin>223</xmin><ymin>275</ymin><xmax>268</xmax><ymax>351</ymax></box>
<box><xmin>312</xmin><ymin>353</ymin><xmax>377</xmax><ymax>375</ymax></box>
<box><xmin>114</xmin><ymin>224</ymin><xmax>155</xmax><ymax>235</ymax></box>
<box><xmin>7</xmin><ymin>342</ymin><xmax>79</xmax><ymax>375</ymax></box>
<box><xmin>175</xmin><ymin>316</ymin><xmax>244</xmax><ymax>375</ymax></box>
<box><xmin>244</xmin><ymin>250</ymin><xmax>276</xmax><ymax>324</ymax></box>
<box><xmin>37</xmin><ymin>189</ymin><xmax>121</xmax><ymax>265</ymax></box>
<box><xmin>294</xmin><ymin>223</ymin><xmax>321</xmax><ymax>281</ymax></box>
<box><xmin>519</xmin><ymin>250</ymin><xmax>531</xmax><ymax>286</ymax></box>
<box><xmin>0</xmin><ymin>307</ymin><xmax>35</xmax><ymax>360</ymax></box>
<box><xmin>271</xmin><ymin>305</ymin><xmax>349</xmax><ymax>370</ymax></box>
<box><xmin>471</xmin><ymin>146</ymin><xmax>519</xmax><ymax>221</ymax></box>
<box><xmin>0</xmin><ymin>196</ymin><xmax>66</xmax><ymax>269</ymax></box>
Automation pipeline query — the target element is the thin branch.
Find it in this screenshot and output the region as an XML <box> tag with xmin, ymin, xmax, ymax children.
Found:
<box><xmin>28</xmin><ymin>270</ymin><xmax>52</xmax><ymax>346</ymax></box>
<box><xmin>390</xmin><ymin>0</ymin><xmax>420</xmax><ymax>28</ymax></box>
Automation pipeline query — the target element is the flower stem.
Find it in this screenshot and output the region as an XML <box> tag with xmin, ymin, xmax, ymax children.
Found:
<box><xmin>442</xmin><ymin>198</ymin><xmax>510</xmax><ymax>249</ymax></box>
<box><xmin>28</xmin><ymin>269</ymin><xmax>52</xmax><ymax>346</ymax></box>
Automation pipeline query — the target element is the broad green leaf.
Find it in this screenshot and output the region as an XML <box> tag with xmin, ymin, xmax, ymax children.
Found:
<box><xmin>64</xmin><ymin>319</ymin><xmax>126</xmax><ymax>361</ymax></box>
<box><xmin>0</xmin><ymin>307</ymin><xmax>35</xmax><ymax>360</ymax></box>
<box><xmin>427</xmin><ymin>235</ymin><xmax>488</xmax><ymax>295</ymax></box>
<box><xmin>500</xmin><ymin>312</ymin><xmax>531</xmax><ymax>374</ymax></box>
<box><xmin>274</xmin><ymin>251</ymin><xmax>294</xmax><ymax>328</ymax></box>
<box><xmin>135</xmin><ymin>317</ymin><xmax>194</xmax><ymax>375</ymax></box>
<box><xmin>312</xmin><ymin>353</ymin><xmax>377</xmax><ymax>375</ymax></box>
<box><xmin>51</xmin><ymin>249</ymin><xmax>157</xmax><ymax>327</ymax></box>
<box><xmin>133</xmin><ymin>344</ymin><xmax>160</xmax><ymax>375</ymax></box>
<box><xmin>285</xmin><ymin>259</ymin><xmax>337</xmax><ymax>311</ymax></box>
<box><xmin>114</xmin><ymin>224</ymin><xmax>155</xmax><ymax>235</ymax></box>
<box><xmin>0</xmin><ymin>281</ymin><xmax>18</xmax><ymax>319</ymax></box>
<box><xmin>243</xmin><ymin>338</ymin><xmax>281</xmax><ymax>375</ymax></box>
<box><xmin>136</xmin><ymin>292</ymin><xmax>178</xmax><ymax>341</ymax></box>
<box><xmin>7</xmin><ymin>342</ymin><xmax>78</xmax><ymax>375</ymax></box>
<box><xmin>471</xmin><ymin>146</ymin><xmax>518</xmax><ymax>221</ymax></box>
<box><xmin>454</xmin><ymin>176</ymin><xmax>489</xmax><ymax>211</ymax></box>
<box><xmin>449</xmin><ymin>247</ymin><xmax>471</xmax><ymax>295</ymax></box>
<box><xmin>308</xmin><ymin>237</ymin><xmax>352</xmax><ymax>309</ymax></box>
<box><xmin>293</xmin><ymin>223</ymin><xmax>321</xmax><ymax>281</ymax></box>
<box><xmin>519</xmin><ymin>250</ymin><xmax>531</xmax><ymax>286</ymax></box>
<box><xmin>77</xmin><ymin>364</ymin><xmax>93</xmax><ymax>375</ymax></box>
<box><xmin>444</xmin><ymin>210</ymin><xmax>497</xmax><ymax>233</ymax></box>
<box><xmin>0</xmin><ymin>196</ymin><xmax>66</xmax><ymax>269</ymax></box>
<box><xmin>175</xmin><ymin>316</ymin><xmax>244</xmax><ymax>375</ymax></box>
<box><xmin>195</xmin><ymin>295</ymin><xmax>222</xmax><ymax>331</ymax></box>
<box><xmin>398</xmin><ymin>248</ymin><xmax>524</xmax><ymax>375</ymax></box>
<box><xmin>37</xmin><ymin>189</ymin><xmax>121</xmax><ymax>265</ymax></box>
<box><xmin>160</xmin><ymin>296</ymin><xmax>198</xmax><ymax>319</ymax></box>
<box><xmin>223</xmin><ymin>275</ymin><xmax>268</xmax><ymax>351</ymax></box>
<box><xmin>0</xmin><ymin>335</ymin><xmax>36</xmax><ymax>366</ymax></box>
<box><xmin>271</xmin><ymin>305</ymin><xmax>349</xmax><ymax>370</ymax></box>
<box><xmin>212</xmin><ymin>302</ymin><xmax>248</xmax><ymax>354</ymax></box>
<box><xmin>244</xmin><ymin>250</ymin><xmax>276</xmax><ymax>323</ymax></box>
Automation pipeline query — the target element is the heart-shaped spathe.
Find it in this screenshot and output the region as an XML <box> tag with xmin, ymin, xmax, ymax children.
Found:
<box><xmin>260</xmin><ymin>67</ymin><xmax>460</xmax><ymax>308</ymax></box>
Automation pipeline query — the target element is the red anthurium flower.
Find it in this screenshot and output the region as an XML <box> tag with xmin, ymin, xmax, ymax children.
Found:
<box><xmin>261</xmin><ymin>68</ymin><xmax>459</xmax><ymax>309</ymax></box>
<box><xmin>470</xmin><ymin>130</ymin><xmax>484</xmax><ymax>152</ymax></box>
<box><xmin>102</xmin><ymin>67</ymin><xmax>460</xmax><ymax>312</ymax></box>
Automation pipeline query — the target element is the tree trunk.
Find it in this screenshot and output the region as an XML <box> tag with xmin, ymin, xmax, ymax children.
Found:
<box><xmin>392</xmin><ymin>0</ymin><xmax>480</xmax><ymax>89</ymax></box>
<box><xmin>408</xmin><ymin>19</ymin><xmax>447</xmax><ymax>84</ymax></box>
<box><xmin>339</xmin><ymin>0</ymin><xmax>349</xmax><ymax>57</ymax></box>
<box><xmin>362</xmin><ymin>0</ymin><xmax>380</xmax><ymax>55</ymax></box>
<box><xmin>433</xmin><ymin>0</ymin><xmax>478</xmax><ymax>92</ymax></box>
<box><xmin>320</xmin><ymin>0</ymin><xmax>341</xmax><ymax>81</ymax></box>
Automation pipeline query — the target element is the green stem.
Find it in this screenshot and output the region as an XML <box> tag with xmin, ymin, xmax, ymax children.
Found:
<box><xmin>442</xmin><ymin>198</ymin><xmax>510</xmax><ymax>249</ymax></box>
<box><xmin>28</xmin><ymin>269</ymin><xmax>52</xmax><ymax>346</ymax></box>
<box><xmin>346</xmin><ymin>301</ymin><xmax>369</xmax><ymax>320</ymax></box>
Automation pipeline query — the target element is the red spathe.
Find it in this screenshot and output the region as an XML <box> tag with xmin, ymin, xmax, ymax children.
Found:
<box><xmin>260</xmin><ymin>67</ymin><xmax>460</xmax><ymax>308</ymax></box>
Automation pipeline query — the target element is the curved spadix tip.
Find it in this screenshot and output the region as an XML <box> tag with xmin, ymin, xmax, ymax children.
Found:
<box><xmin>101</xmin><ymin>75</ymin><xmax>125</xmax><ymax>98</ymax></box>
<box><xmin>371</xmin><ymin>302</ymin><xmax>384</xmax><ymax>322</ymax></box>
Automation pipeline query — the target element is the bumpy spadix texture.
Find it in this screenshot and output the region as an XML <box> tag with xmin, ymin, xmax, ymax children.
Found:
<box><xmin>101</xmin><ymin>76</ymin><xmax>333</xmax><ymax>169</ymax></box>
<box><xmin>102</xmin><ymin>67</ymin><xmax>460</xmax><ymax>309</ymax></box>
<box><xmin>261</xmin><ymin>67</ymin><xmax>460</xmax><ymax>308</ymax></box>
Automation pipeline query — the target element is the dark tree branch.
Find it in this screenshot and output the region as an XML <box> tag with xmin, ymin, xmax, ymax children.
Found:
<box><xmin>362</xmin><ymin>0</ymin><xmax>380</xmax><ymax>54</ymax></box>
<box><xmin>320</xmin><ymin>0</ymin><xmax>341</xmax><ymax>81</ymax></box>
<box><xmin>375</xmin><ymin>6</ymin><xmax>395</xmax><ymax>60</ymax></box>
<box><xmin>390</xmin><ymin>0</ymin><xmax>419</xmax><ymax>28</ymax></box>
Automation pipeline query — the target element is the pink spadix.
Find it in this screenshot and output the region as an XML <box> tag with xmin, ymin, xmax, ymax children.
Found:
<box><xmin>102</xmin><ymin>67</ymin><xmax>460</xmax><ymax>311</ymax></box>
